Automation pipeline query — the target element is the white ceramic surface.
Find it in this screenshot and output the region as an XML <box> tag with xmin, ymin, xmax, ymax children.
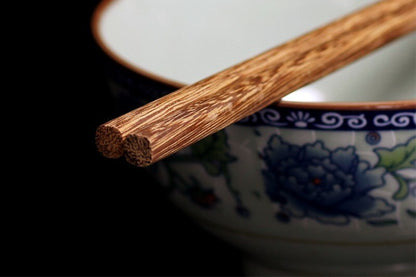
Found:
<box><xmin>96</xmin><ymin>0</ymin><xmax>415</xmax><ymax>102</ymax></box>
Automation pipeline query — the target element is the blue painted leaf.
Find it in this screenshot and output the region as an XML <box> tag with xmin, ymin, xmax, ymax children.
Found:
<box><xmin>366</xmin><ymin>219</ymin><xmax>398</xmax><ymax>226</ymax></box>
<box><xmin>406</xmin><ymin>209</ymin><xmax>416</xmax><ymax>218</ymax></box>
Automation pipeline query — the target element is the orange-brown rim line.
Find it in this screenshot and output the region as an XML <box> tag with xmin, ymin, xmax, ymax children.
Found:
<box><xmin>91</xmin><ymin>0</ymin><xmax>416</xmax><ymax>111</ymax></box>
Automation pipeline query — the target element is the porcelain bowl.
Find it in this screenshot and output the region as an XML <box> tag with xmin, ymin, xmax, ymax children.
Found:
<box><xmin>92</xmin><ymin>0</ymin><xmax>416</xmax><ymax>275</ymax></box>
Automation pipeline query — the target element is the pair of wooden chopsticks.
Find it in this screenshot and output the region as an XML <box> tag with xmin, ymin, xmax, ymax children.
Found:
<box><xmin>96</xmin><ymin>0</ymin><xmax>416</xmax><ymax>167</ymax></box>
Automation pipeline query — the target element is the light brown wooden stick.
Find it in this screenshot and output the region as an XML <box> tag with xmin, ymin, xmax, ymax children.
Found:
<box><xmin>96</xmin><ymin>0</ymin><xmax>416</xmax><ymax>166</ymax></box>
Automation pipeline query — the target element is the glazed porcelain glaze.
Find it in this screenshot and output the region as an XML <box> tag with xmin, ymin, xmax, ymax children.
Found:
<box><xmin>93</xmin><ymin>0</ymin><xmax>416</xmax><ymax>275</ymax></box>
<box><xmin>96</xmin><ymin>0</ymin><xmax>415</xmax><ymax>103</ymax></box>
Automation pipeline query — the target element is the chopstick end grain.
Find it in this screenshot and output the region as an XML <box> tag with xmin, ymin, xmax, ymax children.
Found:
<box><xmin>123</xmin><ymin>134</ymin><xmax>152</xmax><ymax>167</ymax></box>
<box><xmin>95</xmin><ymin>124</ymin><xmax>124</xmax><ymax>158</ymax></box>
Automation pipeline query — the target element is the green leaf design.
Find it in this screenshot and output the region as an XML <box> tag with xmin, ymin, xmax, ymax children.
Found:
<box><xmin>375</xmin><ymin>136</ymin><xmax>416</xmax><ymax>200</ymax></box>
<box><xmin>190</xmin><ymin>130</ymin><xmax>236</xmax><ymax>181</ymax></box>
<box><xmin>375</xmin><ymin>136</ymin><xmax>416</xmax><ymax>173</ymax></box>
<box><xmin>391</xmin><ymin>173</ymin><xmax>409</xmax><ymax>200</ymax></box>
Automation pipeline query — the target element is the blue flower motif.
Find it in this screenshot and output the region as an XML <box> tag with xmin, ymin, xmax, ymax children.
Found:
<box><xmin>262</xmin><ymin>135</ymin><xmax>395</xmax><ymax>225</ymax></box>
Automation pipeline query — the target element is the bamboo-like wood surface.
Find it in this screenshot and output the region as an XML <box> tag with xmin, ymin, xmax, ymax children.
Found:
<box><xmin>96</xmin><ymin>0</ymin><xmax>416</xmax><ymax>167</ymax></box>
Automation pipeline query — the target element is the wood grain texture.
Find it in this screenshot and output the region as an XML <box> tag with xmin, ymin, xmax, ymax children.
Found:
<box><xmin>95</xmin><ymin>0</ymin><xmax>416</xmax><ymax>167</ymax></box>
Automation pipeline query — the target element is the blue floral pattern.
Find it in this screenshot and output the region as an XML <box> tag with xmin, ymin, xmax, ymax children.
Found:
<box><xmin>157</xmin><ymin>128</ymin><xmax>414</xmax><ymax>225</ymax></box>
<box><xmin>262</xmin><ymin>135</ymin><xmax>396</xmax><ymax>225</ymax></box>
<box><xmin>160</xmin><ymin>130</ymin><xmax>250</xmax><ymax>215</ymax></box>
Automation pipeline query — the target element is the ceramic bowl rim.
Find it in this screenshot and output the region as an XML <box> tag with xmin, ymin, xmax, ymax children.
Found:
<box><xmin>91</xmin><ymin>0</ymin><xmax>416</xmax><ymax>111</ymax></box>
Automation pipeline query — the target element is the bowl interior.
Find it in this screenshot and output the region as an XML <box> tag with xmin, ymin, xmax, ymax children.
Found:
<box><xmin>96</xmin><ymin>0</ymin><xmax>416</xmax><ymax>103</ymax></box>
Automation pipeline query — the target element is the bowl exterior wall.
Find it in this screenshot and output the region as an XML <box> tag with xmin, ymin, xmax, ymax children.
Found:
<box><xmin>103</xmin><ymin>57</ymin><xmax>416</xmax><ymax>275</ymax></box>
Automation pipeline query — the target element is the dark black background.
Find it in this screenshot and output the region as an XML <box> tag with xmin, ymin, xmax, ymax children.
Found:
<box><xmin>3</xmin><ymin>1</ymin><xmax>243</xmax><ymax>275</ymax></box>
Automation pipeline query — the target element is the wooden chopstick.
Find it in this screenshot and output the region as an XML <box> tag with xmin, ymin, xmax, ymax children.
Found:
<box><xmin>96</xmin><ymin>0</ymin><xmax>416</xmax><ymax>167</ymax></box>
